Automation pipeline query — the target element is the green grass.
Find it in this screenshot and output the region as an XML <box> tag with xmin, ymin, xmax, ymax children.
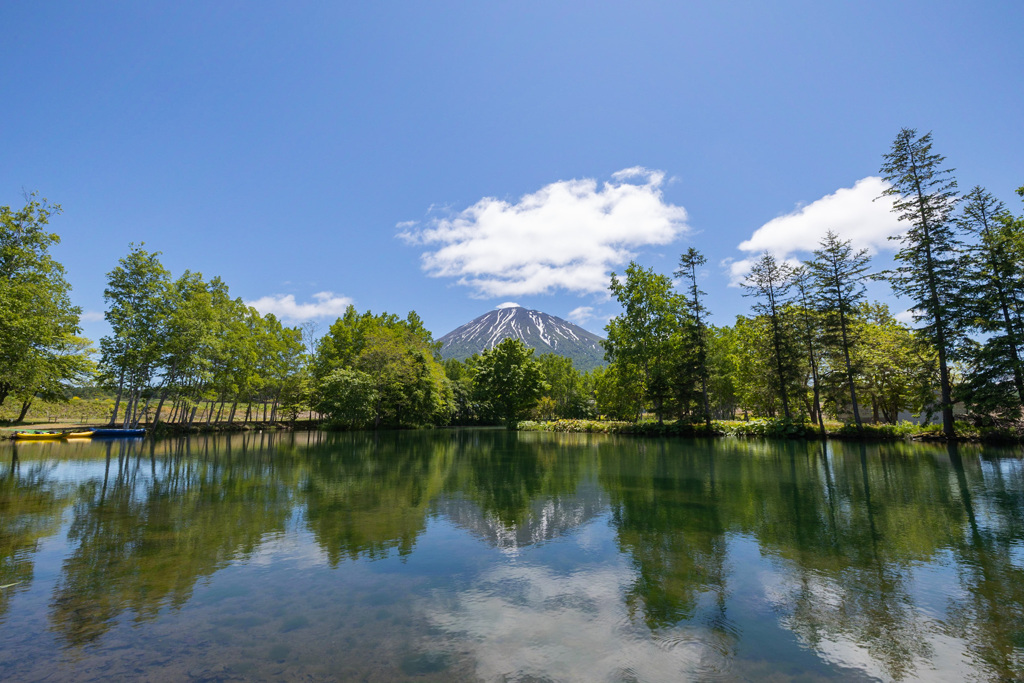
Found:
<box><xmin>518</xmin><ymin>416</ymin><xmax>1024</xmax><ymax>442</ymax></box>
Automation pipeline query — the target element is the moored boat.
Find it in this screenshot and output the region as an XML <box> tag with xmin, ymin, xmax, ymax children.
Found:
<box><xmin>91</xmin><ymin>428</ymin><xmax>146</xmax><ymax>438</ymax></box>
<box><xmin>64</xmin><ymin>430</ymin><xmax>94</xmax><ymax>439</ymax></box>
<box><xmin>12</xmin><ymin>430</ymin><xmax>65</xmax><ymax>440</ymax></box>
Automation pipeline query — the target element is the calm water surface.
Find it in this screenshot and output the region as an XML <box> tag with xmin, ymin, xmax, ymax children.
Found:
<box><xmin>2</xmin><ymin>430</ymin><xmax>1024</xmax><ymax>681</ymax></box>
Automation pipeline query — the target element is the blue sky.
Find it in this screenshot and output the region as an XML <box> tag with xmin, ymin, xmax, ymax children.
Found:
<box><xmin>3</xmin><ymin>1</ymin><xmax>1022</xmax><ymax>344</ymax></box>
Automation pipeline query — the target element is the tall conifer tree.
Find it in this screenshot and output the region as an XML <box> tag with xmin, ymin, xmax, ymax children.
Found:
<box><xmin>791</xmin><ymin>267</ymin><xmax>826</xmax><ymax>436</ymax></box>
<box><xmin>958</xmin><ymin>186</ymin><xmax>1024</xmax><ymax>413</ymax></box>
<box><xmin>675</xmin><ymin>247</ymin><xmax>712</xmax><ymax>429</ymax></box>
<box><xmin>880</xmin><ymin>128</ymin><xmax>962</xmax><ymax>438</ymax></box>
<box><xmin>742</xmin><ymin>252</ymin><xmax>796</xmax><ymax>420</ymax></box>
<box><xmin>808</xmin><ymin>231</ymin><xmax>871</xmax><ymax>434</ymax></box>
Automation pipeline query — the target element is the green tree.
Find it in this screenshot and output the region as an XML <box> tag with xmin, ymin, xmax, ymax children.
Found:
<box><xmin>313</xmin><ymin>307</ymin><xmax>452</xmax><ymax>428</ymax></box>
<box><xmin>444</xmin><ymin>357</ymin><xmax>490</xmax><ymax>425</ymax></box>
<box><xmin>675</xmin><ymin>248</ymin><xmax>713</xmax><ymax>428</ymax></box>
<box><xmin>808</xmin><ymin>231</ymin><xmax>871</xmax><ymax>433</ymax></box>
<box><xmin>316</xmin><ymin>368</ymin><xmax>378</xmax><ymax>428</ymax></box>
<box><xmin>731</xmin><ymin>314</ymin><xmax>791</xmax><ymax>419</ymax></box>
<box><xmin>856</xmin><ymin>303</ymin><xmax>937</xmax><ymax>424</ymax></box>
<box><xmin>150</xmin><ymin>270</ymin><xmax>215</xmax><ymax>426</ymax></box>
<box><xmin>958</xmin><ymin>186</ymin><xmax>1024</xmax><ymax>416</ymax></box>
<box><xmin>705</xmin><ymin>325</ymin><xmax>739</xmax><ymax>419</ymax></box>
<box><xmin>472</xmin><ymin>338</ymin><xmax>546</xmax><ymax>429</ymax></box>
<box><xmin>535</xmin><ymin>353</ymin><xmax>592</xmax><ymax>419</ymax></box>
<box><xmin>605</xmin><ymin>262</ymin><xmax>685</xmax><ymax>423</ymax></box>
<box><xmin>99</xmin><ymin>244</ymin><xmax>170</xmax><ymax>427</ymax></box>
<box><xmin>0</xmin><ymin>195</ymin><xmax>90</xmax><ymax>410</ymax></box>
<box><xmin>791</xmin><ymin>268</ymin><xmax>826</xmax><ymax>436</ymax></box>
<box><xmin>592</xmin><ymin>362</ymin><xmax>645</xmax><ymax>421</ymax></box>
<box><xmin>741</xmin><ymin>252</ymin><xmax>799</xmax><ymax>420</ymax></box>
<box><xmin>881</xmin><ymin>128</ymin><xmax>963</xmax><ymax>438</ymax></box>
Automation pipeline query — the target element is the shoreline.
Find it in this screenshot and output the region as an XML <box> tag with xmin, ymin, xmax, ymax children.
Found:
<box><xmin>4</xmin><ymin>417</ymin><xmax>1022</xmax><ymax>445</ymax></box>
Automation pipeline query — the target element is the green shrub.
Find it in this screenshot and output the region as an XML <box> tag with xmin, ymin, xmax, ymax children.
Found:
<box><xmin>831</xmin><ymin>421</ymin><xmax>918</xmax><ymax>439</ymax></box>
<box><xmin>727</xmin><ymin>418</ymin><xmax>818</xmax><ymax>439</ymax></box>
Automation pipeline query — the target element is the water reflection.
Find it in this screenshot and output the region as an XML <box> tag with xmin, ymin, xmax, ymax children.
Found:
<box><xmin>49</xmin><ymin>437</ymin><xmax>297</xmax><ymax>646</ymax></box>
<box><xmin>0</xmin><ymin>446</ymin><xmax>76</xmax><ymax>623</ymax></box>
<box><xmin>0</xmin><ymin>432</ymin><xmax>1022</xmax><ymax>681</ymax></box>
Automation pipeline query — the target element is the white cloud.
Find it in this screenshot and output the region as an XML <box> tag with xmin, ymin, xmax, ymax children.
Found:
<box><xmin>247</xmin><ymin>291</ymin><xmax>353</xmax><ymax>322</ymax></box>
<box><xmin>399</xmin><ymin>168</ymin><xmax>689</xmax><ymax>297</ymax></box>
<box><xmin>895</xmin><ymin>308</ymin><xmax>917</xmax><ymax>325</ymax></box>
<box><xmin>420</xmin><ymin>561</ymin><xmax>713</xmax><ymax>682</ymax></box>
<box><xmin>80</xmin><ymin>311</ymin><xmax>105</xmax><ymax>322</ymax></box>
<box><xmin>728</xmin><ymin>177</ymin><xmax>903</xmax><ymax>285</ymax></box>
<box><xmin>496</xmin><ymin>301</ymin><xmax>521</xmax><ymax>309</ymax></box>
<box><xmin>567</xmin><ymin>306</ymin><xmax>595</xmax><ymax>324</ymax></box>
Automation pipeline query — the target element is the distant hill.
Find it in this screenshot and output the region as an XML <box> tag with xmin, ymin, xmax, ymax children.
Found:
<box><xmin>437</xmin><ymin>306</ymin><xmax>607</xmax><ymax>371</ymax></box>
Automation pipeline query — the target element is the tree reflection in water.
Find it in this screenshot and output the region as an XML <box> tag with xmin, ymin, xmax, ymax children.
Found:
<box><xmin>0</xmin><ymin>432</ymin><xmax>1021</xmax><ymax>680</ymax></box>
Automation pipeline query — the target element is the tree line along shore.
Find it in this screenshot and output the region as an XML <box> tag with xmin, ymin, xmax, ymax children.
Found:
<box><xmin>3</xmin><ymin>128</ymin><xmax>1024</xmax><ymax>442</ymax></box>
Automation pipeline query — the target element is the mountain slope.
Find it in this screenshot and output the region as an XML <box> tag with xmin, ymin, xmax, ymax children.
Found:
<box><xmin>437</xmin><ymin>306</ymin><xmax>607</xmax><ymax>371</ymax></box>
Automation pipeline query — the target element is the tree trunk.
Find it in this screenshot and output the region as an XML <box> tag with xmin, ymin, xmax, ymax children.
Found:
<box><xmin>136</xmin><ymin>396</ymin><xmax>152</xmax><ymax>428</ymax></box>
<box><xmin>768</xmin><ymin>303</ymin><xmax>791</xmax><ymax>421</ymax></box>
<box><xmin>122</xmin><ymin>390</ymin><xmax>136</xmax><ymax>429</ymax></box>
<box><xmin>17</xmin><ymin>398</ymin><xmax>32</xmax><ymax>422</ymax></box>
<box><xmin>838</xmin><ymin>311</ymin><xmax>863</xmax><ymax>434</ymax></box>
<box><xmin>153</xmin><ymin>391</ymin><xmax>169</xmax><ymax>428</ymax></box>
<box><xmin>270</xmin><ymin>390</ymin><xmax>281</xmax><ymax>422</ymax></box>
<box><xmin>110</xmin><ymin>367</ymin><xmax>126</xmax><ymax>426</ymax></box>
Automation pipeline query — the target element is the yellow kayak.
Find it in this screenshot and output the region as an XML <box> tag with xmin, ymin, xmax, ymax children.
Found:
<box><xmin>13</xmin><ymin>430</ymin><xmax>65</xmax><ymax>440</ymax></box>
<box><xmin>65</xmin><ymin>431</ymin><xmax>94</xmax><ymax>439</ymax></box>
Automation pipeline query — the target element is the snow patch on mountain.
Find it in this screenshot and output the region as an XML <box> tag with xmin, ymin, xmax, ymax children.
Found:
<box><xmin>438</xmin><ymin>306</ymin><xmax>606</xmax><ymax>371</ymax></box>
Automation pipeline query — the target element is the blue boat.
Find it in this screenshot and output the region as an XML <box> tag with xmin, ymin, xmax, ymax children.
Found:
<box><xmin>91</xmin><ymin>428</ymin><xmax>146</xmax><ymax>438</ymax></box>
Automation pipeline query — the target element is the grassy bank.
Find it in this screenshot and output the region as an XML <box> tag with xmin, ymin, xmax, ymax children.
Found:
<box><xmin>518</xmin><ymin>417</ymin><xmax>1024</xmax><ymax>443</ymax></box>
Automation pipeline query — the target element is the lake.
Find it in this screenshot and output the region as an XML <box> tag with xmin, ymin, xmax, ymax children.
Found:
<box><xmin>2</xmin><ymin>430</ymin><xmax>1023</xmax><ymax>681</ymax></box>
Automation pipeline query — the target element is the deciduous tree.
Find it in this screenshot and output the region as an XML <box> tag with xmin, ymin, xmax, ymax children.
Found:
<box><xmin>605</xmin><ymin>262</ymin><xmax>685</xmax><ymax>424</ymax></box>
<box><xmin>0</xmin><ymin>194</ymin><xmax>91</xmax><ymax>410</ymax></box>
<box><xmin>472</xmin><ymin>338</ymin><xmax>546</xmax><ymax>429</ymax></box>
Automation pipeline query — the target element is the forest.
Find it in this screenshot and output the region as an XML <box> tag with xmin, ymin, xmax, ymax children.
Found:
<box><xmin>2</xmin><ymin>129</ymin><xmax>1023</xmax><ymax>439</ymax></box>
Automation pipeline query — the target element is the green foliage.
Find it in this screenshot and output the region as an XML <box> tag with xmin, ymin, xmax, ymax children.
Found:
<box><xmin>881</xmin><ymin>128</ymin><xmax>964</xmax><ymax>438</ymax></box>
<box><xmin>957</xmin><ymin>186</ymin><xmax>1024</xmax><ymax>417</ymax></box>
<box><xmin>592</xmin><ymin>362</ymin><xmax>644</xmax><ymax>421</ymax></box>
<box><xmin>91</xmin><ymin>246</ymin><xmax>312</xmax><ymax>428</ymax></box>
<box><xmin>705</xmin><ymin>325</ymin><xmax>739</xmax><ymax>418</ymax></box>
<box><xmin>519</xmin><ymin>419</ymin><xmax>630</xmax><ymax>434</ymax></box>
<box><xmin>313</xmin><ymin>306</ymin><xmax>452</xmax><ymax>429</ymax></box>
<box><xmin>98</xmin><ymin>244</ymin><xmax>171</xmax><ymax>425</ymax></box>
<box><xmin>443</xmin><ymin>357</ymin><xmax>491</xmax><ymax>425</ymax></box>
<box><xmin>807</xmin><ymin>231</ymin><xmax>871</xmax><ymax>431</ymax></box>
<box><xmin>741</xmin><ymin>252</ymin><xmax>801</xmax><ymax>420</ymax></box>
<box><xmin>472</xmin><ymin>338</ymin><xmax>546</xmax><ymax>429</ymax></box>
<box><xmin>534</xmin><ymin>353</ymin><xmax>594</xmax><ymax>420</ymax></box>
<box><xmin>316</xmin><ymin>368</ymin><xmax>378</xmax><ymax>429</ymax></box>
<box><xmin>855</xmin><ymin>303</ymin><xmax>937</xmax><ymax>424</ymax></box>
<box><xmin>605</xmin><ymin>262</ymin><xmax>688</xmax><ymax>423</ymax></box>
<box><xmin>675</xmin><ymin>247</ymin><xmax>713</xmax><ymax>427</ymax></box>
<box><xmin>0</xmin><ymin>194</ymin><xmax>92</xmax><ymax>408</ymax></box>
<box><xmin>831</xmin><ymin>421</ymin><xmax>919</xmax><ymax>439</ymax></box>
<box><xmin>727</xmin><ymin>417</ymin><xmax>818</xmax><ymax>439</ymax></box>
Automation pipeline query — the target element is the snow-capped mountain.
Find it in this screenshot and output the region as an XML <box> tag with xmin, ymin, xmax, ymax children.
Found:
<box><xmin>437</xmin><ymin>305</ymin><xmax>606</xmax><ymax>371</ymax></box>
